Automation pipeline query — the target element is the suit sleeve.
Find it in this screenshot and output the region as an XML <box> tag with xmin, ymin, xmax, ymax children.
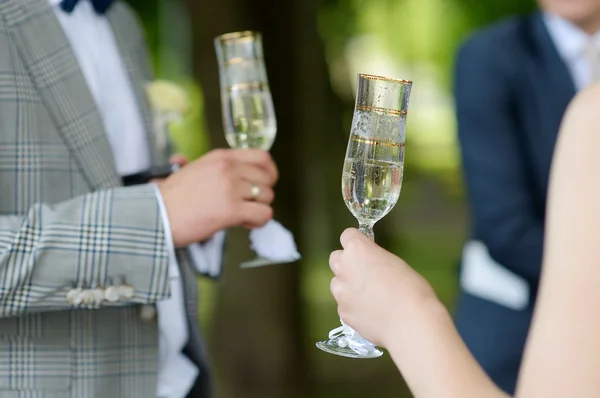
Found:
<box><xmin>0</xmin><ymin>184</ymin><xmax>170</xmax><ymax>317</ymax></box>
<box><xmin>455</xmin><ymin>36</ymin><xmax>544</xmax><ymax>286</ymax></box>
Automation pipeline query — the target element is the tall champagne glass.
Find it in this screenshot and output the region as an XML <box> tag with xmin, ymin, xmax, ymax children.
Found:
<box><xmin>214</xmin><ymin>31</ymin><xmax>276</xmax><ymax>150</ymax></box>
<box><xmin>214</xmin><ymin>31</ymin><xmax>280</xmax><ymax>268</ymax></box>
<box><xmin>316</xmin><ymin>73</ymin><xmax>412</xmax><ymax>358</ymax></box>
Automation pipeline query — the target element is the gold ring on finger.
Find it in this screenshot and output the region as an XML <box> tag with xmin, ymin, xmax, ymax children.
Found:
<box><xmin>250</xmin><ymin>183</ymin><xmax>261</xmax><ymax>200</ymax></box>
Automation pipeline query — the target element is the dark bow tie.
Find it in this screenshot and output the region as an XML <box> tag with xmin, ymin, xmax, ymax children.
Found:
<box><xmin>60</xmin><ymin>0</ymin><xmax>115</xmax><ymax>14</ymax></box>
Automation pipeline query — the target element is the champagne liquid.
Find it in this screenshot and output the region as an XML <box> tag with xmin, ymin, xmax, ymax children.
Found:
<box><xmin>222</xmin><ymin>89</ymin><xmax>276</xmax><ymax>150</ymax></box>
<box><xmin>342</xmin><ymin>136</ymin><xmax>404</xmax><ymax>224</ymax></box>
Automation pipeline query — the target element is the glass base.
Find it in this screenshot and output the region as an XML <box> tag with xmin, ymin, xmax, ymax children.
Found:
<box><xmin>240</xmin><ymin>256</ymin><xmax>298</xmax><ymax>269</ymax></box>
<box><xmin>316</xmin><ymin>339</ymin><xmax>384</xmax><ymax>359</ymax></box>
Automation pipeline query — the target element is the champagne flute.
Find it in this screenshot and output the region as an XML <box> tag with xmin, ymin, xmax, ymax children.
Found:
<box><xmin>316</xmin><ymin>73</ymin><xmax>412</xmax><ymax>358</ymax></box>
<box><xmin>214</xmin><ymin>31</ymin><xmax>276</xmax><ymax>151</ymax></box>
<box><xmin>214</xmin><ymin>31</ymin><xmax>290</xmax><ymax>268</ymax></box>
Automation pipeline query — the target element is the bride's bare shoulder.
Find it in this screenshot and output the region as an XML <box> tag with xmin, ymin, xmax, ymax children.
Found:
<box><xmin>554</xmin><ymin>83</ymin><xmax>600</xmax><ymax>152</ymax></box>
<box><xmin>563</xmin><ymin>83</ymin><xmax>600</xmax><ymax>125</ymax></box>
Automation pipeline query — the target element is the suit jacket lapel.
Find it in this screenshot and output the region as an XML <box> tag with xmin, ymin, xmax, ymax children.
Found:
<box><xmin>529</xmin><ymin>13</ymin><xmax>577</xmax><ymax>149</ymax></box>
<box><xmin>8</xmin><ymin>0</ymin><xmax>122</xmax><ymax>191</ymax></box>
<box><xmin>107</xmin><ymin>4</ymin><xmax>164</xmax><ymax>166</ymax></box>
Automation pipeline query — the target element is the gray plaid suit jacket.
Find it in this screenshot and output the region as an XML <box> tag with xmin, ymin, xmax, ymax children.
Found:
<box><xmin>0</xmin><ymin>0</ymin><xmax>212</xmax><ymax>396</ymax></box>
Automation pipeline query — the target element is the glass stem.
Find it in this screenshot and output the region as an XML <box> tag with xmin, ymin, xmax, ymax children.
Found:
<box><xmin>358</xmin><ymin>223</ymin><xmax>375</xmax><ymax>241</ymax></box>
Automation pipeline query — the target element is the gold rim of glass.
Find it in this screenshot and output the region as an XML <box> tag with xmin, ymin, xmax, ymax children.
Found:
<box><xmin>215</xmin><ymin>30</ymin><xmax>260</xmax><ymax>43</ymax></box>
<box><xmin>226</xmin><ymin>82</ymin><xmax>269</xmax><ymax>91</ymax></box>
<box><xmin>358</xmin><ymin>73</ymin><xmax>412</xmax><ymax>84</ymax></box>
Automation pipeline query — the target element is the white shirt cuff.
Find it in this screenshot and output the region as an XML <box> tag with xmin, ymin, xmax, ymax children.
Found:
<box><xmin>151</xmin><ymin>183</ymin><xmax>180</xmax><ymax>280</ymax></box>
<box><xmin>460</xmin><ymin>241</ymin><xmax>530</xmax><ymax>310</ymax></box>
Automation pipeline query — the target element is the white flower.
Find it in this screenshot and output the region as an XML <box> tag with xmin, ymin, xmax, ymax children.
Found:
<box><xmin>146</xmin><ymin>80</ymin><xmax>190</xmax><ymax>155</ymax></box>
<box><xmin>146</xmin><ymin>80</ymin><xmax>190</xmax><ymax>116</ymax></box>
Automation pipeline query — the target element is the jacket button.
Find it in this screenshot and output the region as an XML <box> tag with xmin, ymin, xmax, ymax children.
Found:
<box><xmin>66</xmin><ymin>288</ymin><xmax>83</xmax><ymax>305</ymax></box>
<box><xmin>104</xmin><ymin>285</ymin><xmax>120</xmax><ymax>302</ymax></box>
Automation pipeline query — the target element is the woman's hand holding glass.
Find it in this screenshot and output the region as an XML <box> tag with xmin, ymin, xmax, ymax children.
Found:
<box><xmin>329</xmin><ymin>228</ymin><xmax>438</xmax><ymax>347</ymax></box>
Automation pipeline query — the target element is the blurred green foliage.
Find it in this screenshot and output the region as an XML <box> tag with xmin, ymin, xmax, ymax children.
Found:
<box><xmin>168</xmin><ymin>79</ymin><xmax>210</xmax><ymax>160</ymax></box>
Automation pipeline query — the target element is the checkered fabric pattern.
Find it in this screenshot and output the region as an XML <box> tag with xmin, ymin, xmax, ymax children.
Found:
<box><xmin>0</xmin><ymin>0</ymin><xmax>208</xmax><ymax>396</ymax></box>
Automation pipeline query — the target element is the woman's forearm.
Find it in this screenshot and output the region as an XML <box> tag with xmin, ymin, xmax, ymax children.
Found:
<box><xmin>384</xmin><ymin>299</ymin><xmax>509</xmax><ymax>398</ymax></box>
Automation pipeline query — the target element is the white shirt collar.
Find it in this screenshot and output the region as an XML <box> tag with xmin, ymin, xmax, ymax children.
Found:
<box><xmin>544</xmin><ymin>12</ymin><xmax>600</xmax><ymax>62</ymax></box>
<box><xmin>48</xmin><ymin>0</ymin><xmax>63</xmax><ymax>6</ymax></box>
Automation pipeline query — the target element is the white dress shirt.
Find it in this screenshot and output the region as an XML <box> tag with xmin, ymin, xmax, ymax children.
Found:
<box><xmin>544</xmin><ymin>12</ymin><xmax>600</xmax><ymax>90</ymax></box>
<box><xmin>49</xmin><ymin>1</ymin><xmax>223</xmax><ymax>397</ymax></box>
<box><xmin>461</xmin><ymin>14</ymin><xmax>600</xmax><ymax>311</ymax></box>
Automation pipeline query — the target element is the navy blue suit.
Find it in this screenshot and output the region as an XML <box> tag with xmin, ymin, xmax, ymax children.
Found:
<box><xmin>453</xmin><ymin>13</ymin><xmax>576</xmax><ymax>394</ymax></box>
